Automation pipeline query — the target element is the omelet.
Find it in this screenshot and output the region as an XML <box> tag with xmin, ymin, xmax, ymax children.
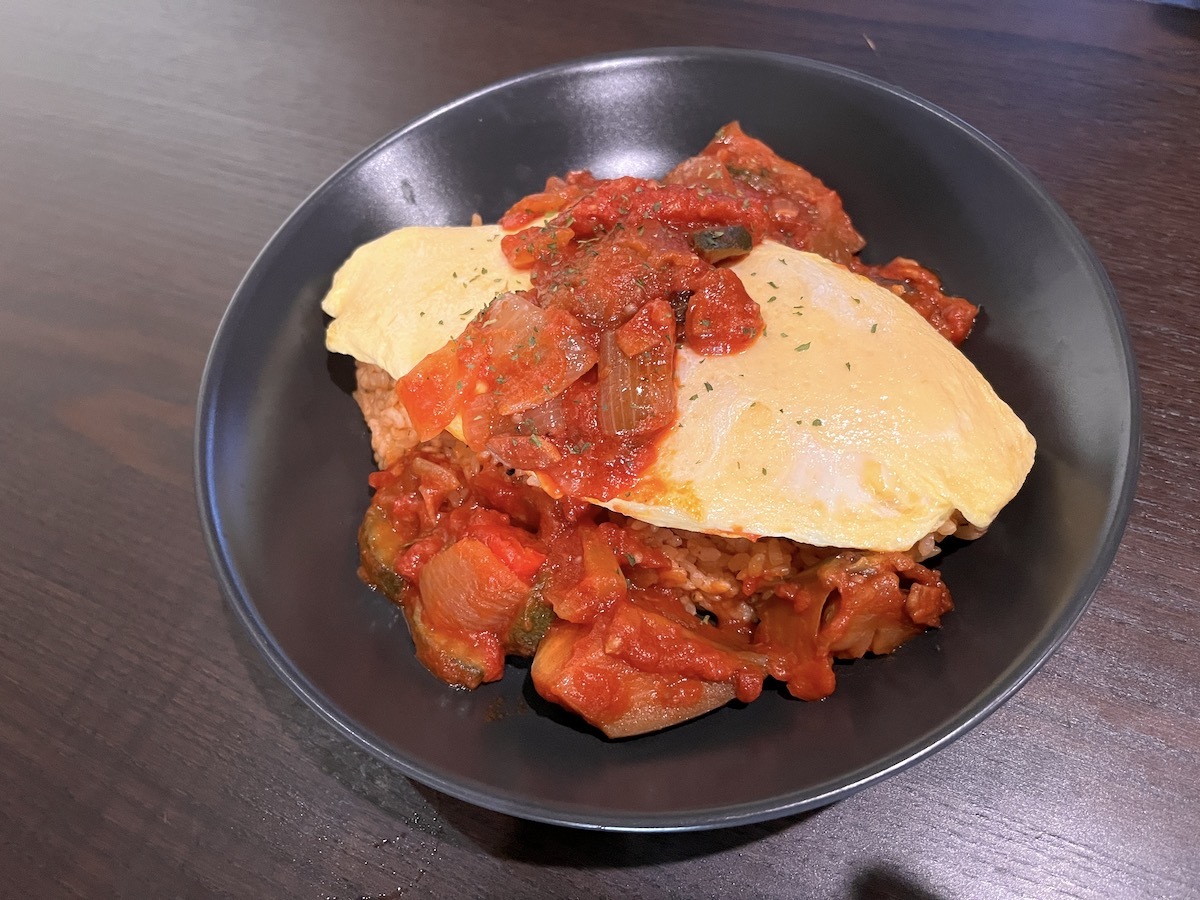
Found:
<box><xmin>324</xmin><ymin>225</ymin><xmax>532</xmax><ymax>374</ymax></box>
<box><xmin>323</xmin><ymin>225</ymin><xmax>1035</xmax><ymax>552</ymax></box>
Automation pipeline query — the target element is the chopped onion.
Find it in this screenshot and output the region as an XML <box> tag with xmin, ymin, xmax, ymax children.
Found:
<box><xmin>596</xmin><ymin>329</ymin><xmax>675</xmax><ymax>437</ymax></box>
<box><xmin>552</xmin><ymin>310</ymin><xmax>599</xmax><ymax>386</ymax></box>
<box><xmin>410</xmin><ymin>457</ymin><xmax>463</xmax><ymax>518</ymax></box>
<box><xmin>485</xmin><ymin>432</ymin><xmax>564</xmax><ymax>471</ymax></box>
<box><xmin>409</xmin><ymin>457</ymin><xmax>461</xmax><ymax>493</ymax></box>
<box><xmin>460</xmin><ymin>391</ymin><xmax>499</xmax><ymax>451</ymax></box>
<box><xmin>769</xmin><ymin>196</ymin><xmax>802</xmax><ymax>222</ymax></box>
<box><xmin>486</xmin><ymin>292</ymin><xmax>543</xmax><ymax>356</ymax></box>
<box><xmin>418</xmin><ymin>538</ymin><xmax>529</xmax><ymax>633</ymax></box>
<box><xmin>521</xmin><ymin>397</ymin><xmax>568</xmax><ymax>434</ymax></box>
<box><xmin>486</xmin><ymin>292</ymin><xmax>597</xmax><ymax>416</ymax></box>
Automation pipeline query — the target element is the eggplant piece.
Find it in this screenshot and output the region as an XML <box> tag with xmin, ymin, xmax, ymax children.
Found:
<box><xmin>357</xmin><ymin>503</ymin><xmax>408</xmax><ymax>602</ymax></box>
<box><xmin>532</xmin><ymin>619</ymin><xmax>740</xmax><ymax>739</ymax></box>
<box><xmin>531</xmin><ymin>597</ymin><xmax>766</xmax><ymax>738</ymax></box>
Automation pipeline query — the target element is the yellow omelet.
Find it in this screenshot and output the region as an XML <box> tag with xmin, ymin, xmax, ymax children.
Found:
<box><xmin>323</xmin><ymin>225</ymin><xmax>1035</xmax><ymax>552</ymax></box>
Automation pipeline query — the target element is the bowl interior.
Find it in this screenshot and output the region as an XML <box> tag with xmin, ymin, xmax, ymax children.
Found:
<box><xmin>197</xmin><ymin>49</ymin><xmax>1137</xmax><ymax>831</ymax></box>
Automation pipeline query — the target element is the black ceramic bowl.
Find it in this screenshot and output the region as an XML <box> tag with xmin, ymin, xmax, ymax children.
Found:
<box><xmin>196</xmin><ymin>48</ymin><xmax>1139</xmax><ymax>831</ymax></box>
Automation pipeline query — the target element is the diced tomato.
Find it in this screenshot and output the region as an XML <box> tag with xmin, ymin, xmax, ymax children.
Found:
<box><xmin>596</xmin><ymin>521</ymin><xmax>673</xmax><ymax>569</ymax></box>
<box><xmin>498</xmin><ymin>171</ymin><xmax>600</xmax><ymax>230</ymax></box>
<box><xmin>540</xmin><ymin>226</ymin><xmax>672</xmax><ymax>327</ymax></box>
<box><xmin>859</xmin><ymin>256</ymin><xmax>978</xmax><ymax>344</ymax></box>
<box><xmin>468</xmin><ymin>466</ymin><xmax>546</xmax><ymax>531</ymax></box>
<box><xmin>615</xmin><ymin>298</ymin><xmax>674</xmax><ymax>357</ymax></box>
<box><xmin>367</xmin><ymin>469</ymin><xmax>398</xmax><ymax>490</ymax></box>
<box><xmin>530</xmin><ymin>619</ymin><xmax>634</xmax><ymax>731</ymax></box>
<box><xmin>501</xmin><ymin>225</ymin><xmax>576</xmax><ymax>269</ymax></box>
<box><xmin>603</xmin><ymin>598</ymin><xmax>765</xmax><ymax>698</ymax></box>
<box><xmin>680</xmin><ymin>121</ymin><xmax>865</xmax><ymax>264</ymax></box>
<box><xmin>464</xmin><ymin>511</ymin><xmax>548</xmax><ymax>582</ymax></box>
<box><xmin>544</xmin><ymin>526</ymin><xmax>628</xmax><ymax>623</ymax></box>
<box><xmin>395</xmin><ymin>534</ymin><xmax>446</xmax><ymax>582</ymax></box>
<box><xmin>684</xmin><ymin>266</ymin><xmax>763</xmax><ymax>354</ymax></box>
<box><xmin>530</xmin><ymin>604</ymin><xmax>757</xmax><ymax>738</ymax></box>
<box><xmin>554</xmin><ymin>177</ymin><xmax>770</xmax><ymax>243</ymax></box>
<box><xmin>395</xmin><ymin>339</ymin><xmax>478</xmax><ymax>441</ymax></box>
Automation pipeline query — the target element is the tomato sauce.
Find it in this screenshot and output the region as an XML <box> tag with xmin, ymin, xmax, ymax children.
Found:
<box><xmin>359</xmin><ymin>440</ymin><xmax>952</xmax><ymax>736</ymax></box>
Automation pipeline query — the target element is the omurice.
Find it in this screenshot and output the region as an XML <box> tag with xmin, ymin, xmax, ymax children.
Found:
<box><xmin>323</xmin><ymin>123</ymin><xmax>1035</xmax><ymax>737</ymax></box>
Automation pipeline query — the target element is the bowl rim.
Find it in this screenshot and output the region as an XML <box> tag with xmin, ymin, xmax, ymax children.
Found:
<box><xmin>194</xmin><ymin>46</ymin><xmax>1142</xmax><ymax>831</ymax></box>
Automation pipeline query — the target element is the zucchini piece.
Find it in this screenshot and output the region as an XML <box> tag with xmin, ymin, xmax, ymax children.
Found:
<box><xmin>690</xmin><ymin>225</ymin><xmax>752</xmax><ymax>263</ymax></box>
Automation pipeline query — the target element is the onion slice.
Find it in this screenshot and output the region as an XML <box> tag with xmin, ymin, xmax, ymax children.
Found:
<box><xmin>596</xmin><ymin>301</ymin><xmax>676</xmax><ymax>437</ymax></box>
<box><xmin>486</xmin><ymin>292</ymin><xmax>598</xmax><ymax>416</ymax></box>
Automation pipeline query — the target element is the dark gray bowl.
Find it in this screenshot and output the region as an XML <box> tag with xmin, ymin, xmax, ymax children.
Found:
<box><xmin>195</xmin><ymin>48</ymin><xmax>1139</xmax><ymax>831</ymax></box>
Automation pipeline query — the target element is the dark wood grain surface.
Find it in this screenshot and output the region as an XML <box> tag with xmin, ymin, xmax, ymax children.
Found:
<box><xmin>1</xmin><ymin>0</ymin><xmax>1197</xmax><ymax>896</ymax></box>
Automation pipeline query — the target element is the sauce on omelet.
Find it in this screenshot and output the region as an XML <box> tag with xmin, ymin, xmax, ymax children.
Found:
<box><xmin>325</xmin><ymin>235</ymin><xmax>1033</xmax><ymax>552</ymax></box>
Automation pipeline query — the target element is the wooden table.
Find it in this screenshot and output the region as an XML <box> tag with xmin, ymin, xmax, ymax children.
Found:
<box><xmin>2</xmin><ymin>0</ymin><xmax>1197</xmax><ymax>896</ymax></box>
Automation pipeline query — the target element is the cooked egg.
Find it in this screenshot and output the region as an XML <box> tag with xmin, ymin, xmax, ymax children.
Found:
<box><xmin>324</xmin><ymin>226</ymin><xmax>1035</xmax><ymax>552</ymax></box>
<box><xmin>323</xmin><ymin>225</ymin><xmax>531</xmax><ymax>373</ymax></box>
